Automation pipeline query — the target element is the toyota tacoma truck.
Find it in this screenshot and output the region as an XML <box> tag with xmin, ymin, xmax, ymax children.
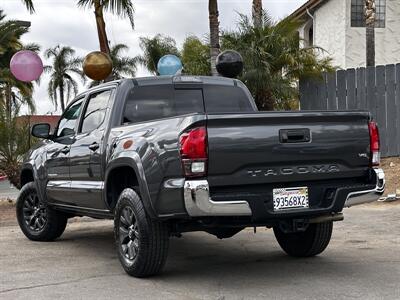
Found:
<box><xmin>17</xmin><ymin>76</ymin><xmax>385</xmax><ymax>277</ymax></box>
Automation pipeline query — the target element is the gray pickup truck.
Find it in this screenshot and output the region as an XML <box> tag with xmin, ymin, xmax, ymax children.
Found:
<box><xmin>17</xmin><ymin>75</ymin><xmax>385</xmax><ymax>277</ymax></box>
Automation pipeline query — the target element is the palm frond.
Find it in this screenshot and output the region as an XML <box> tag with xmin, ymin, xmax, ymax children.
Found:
<box><xmin>21</xmin><ymin>0</ymin><xmax>35</xmax><ymax>13</ymax></box>
<box><xmin>77</xmin><ymin>0</ymin><xmax>135</xmax><ymax>28</ymax></box>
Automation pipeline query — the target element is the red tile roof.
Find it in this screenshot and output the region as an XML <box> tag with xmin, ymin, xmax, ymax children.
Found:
<box><xmin>16</xmin><ymin>115</ymin><xmax>60</xmax><ymax>130</ymax></box>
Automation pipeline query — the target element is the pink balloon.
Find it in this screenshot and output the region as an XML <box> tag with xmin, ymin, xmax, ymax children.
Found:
<box><xmin>10</xmin><ymin>50</ymin><xmax>43</xmax><ymax>82</ymax></box>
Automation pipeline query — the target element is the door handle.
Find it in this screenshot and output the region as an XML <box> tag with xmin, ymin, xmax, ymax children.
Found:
<box><xmin>88</xmin><ymin>142</ymin><xmax>100</xmax><ymax>151</ymax></box>
<box><xmin>279</xmin><ymin>129</ymin><xmax>311</xmax><ymax>143</ymax></box>
<box><xmin>60</xmin><ymin>146</ymin><xmax>70</xmax><ymax>155</ymax></box>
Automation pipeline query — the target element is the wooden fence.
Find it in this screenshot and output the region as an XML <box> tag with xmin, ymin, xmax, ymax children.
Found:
<box><xmin>299</xmin><ymin>64</ymin><xmax>400</xmax><ymax>157</ymax></box>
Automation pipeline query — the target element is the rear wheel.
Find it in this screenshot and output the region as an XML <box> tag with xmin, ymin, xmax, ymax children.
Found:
<box><xmin>273</xmin><ymin>222</ymin><xmax>333</xmax><ymax>257</ymax></box>
<box><xmin>16</xmin><ymin>182</ymin><xmax>67</xmax><ymax>241</ymax></box>
<box><xmin>114</xmin><ymin>188</ymin><xmax>169</xmax><ymax>277</ymax></box>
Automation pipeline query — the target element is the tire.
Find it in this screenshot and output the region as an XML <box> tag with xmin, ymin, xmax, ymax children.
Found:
<box><xmin>16</xmin><ymin>182</ymin><xmax>68</xmax><ymax>241</ymax></box>
<box><xmin>273</xmin><ymin>222</ymin><xmax>333</xmax><ymax>257</ymax></box>
<box><xmin>114</xmin><ymin>188</ymin><xmax>169</xmax><ymax>277</ymax></box>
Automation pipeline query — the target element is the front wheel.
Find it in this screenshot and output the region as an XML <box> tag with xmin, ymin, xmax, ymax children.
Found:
<box><xmin>16</xmin><ymin>182</ymin><xmax>67</xmax><ymax>241</ymax></box>
<box><xmin>114</xmin><ymin>188</ymin><xmax>169</xmax><ymax>277</ymax></box>
<box><xmin>273</xmin><ymin>222</ymin><xmax>333</xmax><ymax>257</ymax></box>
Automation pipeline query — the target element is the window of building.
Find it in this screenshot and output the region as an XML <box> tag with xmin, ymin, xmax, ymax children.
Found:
<box><xmin>351</xmin><ymin>0</ymin><xmax>386</xmax><ymax>28</ymax></box>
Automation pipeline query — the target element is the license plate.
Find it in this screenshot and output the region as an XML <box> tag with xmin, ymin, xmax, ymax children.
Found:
<box><xmin>273</xmin><ymin>187</ymin><xmax>309</xmax><ymax>211</ymax></box>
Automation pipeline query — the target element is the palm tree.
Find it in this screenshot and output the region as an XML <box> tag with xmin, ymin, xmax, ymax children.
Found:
<box><xmin>365</xmin><ymin>0</ymin><xmax>375</xmax><ymax>66</ymax></box>
<box><xmin>209</xmin><ymin>0</ymin><xmax>220</xmax><ymax>76</ymax></box>
<box><xmin>45</xmin><ymin>46</ymin><xmax>85</xmax><ymax>112</ymax></box>
<box><xmin>77</xmin><ymin>0</ymin><xmax>135</xmax><ymax>55</ymax></box>
<box><xmin>138</xmin><ymin>34</ymin><xmax>179</xmax><ymax>75</ymax></box>
<box><xmin>89</xmin><ymin>43</ymin><xmax>137</xmax><ymax>87</ymax></box>
<box><xmin>222</xmin><ymin>11</ymin><xmax>334</xmax><ymax>111</ymax></box>
<box><xmin>0</xmin><ymin>10</ymin><xmax>38</xmax><ymax>118</ymax></box>
<box><xmin>109</xmin><ymin>43</ymin><xmax>137</xmax><ymax>78</ymax></box>
<box><xmin>20</xmin><ymin>0</ymin><xmax>35</xmax><ymax>13</ymax></box>
<box><xmin>252</xmin><ymin>0</ymin><xmax>263</xmax><ymax>28</ymax></box>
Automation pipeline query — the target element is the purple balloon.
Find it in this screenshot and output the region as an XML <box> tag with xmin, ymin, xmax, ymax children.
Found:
<box><xmin>10</xmin><ymin>50</ymin><xmax>43</xmax><ymax>82</ymax></box>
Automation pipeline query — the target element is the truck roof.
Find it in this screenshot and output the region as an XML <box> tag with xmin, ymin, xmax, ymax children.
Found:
<box><xmin>132</xmin><ymin>75</ymin><xmax>238</xmax><ymax>87</ymax></box>
<box><xmin>84</xmin><ymin>75</ymin><xmax>238</xmax><ymax>92</ymax></box>
<box><xmin>74</xmin><ymin>75</ymin><xmax>245</xmax><ymax>103</ymax></box>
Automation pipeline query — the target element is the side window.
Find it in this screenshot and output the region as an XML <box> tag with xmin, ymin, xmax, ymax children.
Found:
<box><xmin>80</xmin><ymin>90</ymin><xmax>112</xmax><ymax>133</ymax></box>
<box><xmin>122</xmin><ymin>85</ymin><xmax>204</xmax><ymax>124</ymax></box>
<box><xmin>56</xmin><ymin>99</ymin><xmax>84</xmax><ymax>138</ymax></box>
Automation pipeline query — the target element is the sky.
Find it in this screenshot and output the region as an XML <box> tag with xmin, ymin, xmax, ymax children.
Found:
<box><xmin>2</xmin><ymin>0</ymin><xmax>307</xmax><ymax>115</ymax></box>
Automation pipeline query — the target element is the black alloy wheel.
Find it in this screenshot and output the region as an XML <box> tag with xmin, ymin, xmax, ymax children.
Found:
<box><xmin>119</xmin><ymin>206</ymin><xmax>140</xmax><ymax>264</ymax></box>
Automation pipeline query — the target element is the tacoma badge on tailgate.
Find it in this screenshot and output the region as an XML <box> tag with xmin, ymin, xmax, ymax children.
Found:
<box><xmin>247</xmin><ymin>165</ymin><xmax>340</xmax><ymax>177</ymax></box>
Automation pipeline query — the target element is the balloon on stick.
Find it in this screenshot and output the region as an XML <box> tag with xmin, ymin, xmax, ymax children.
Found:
<box><xmin>216</xmin><ymin>50</ymin><xmax>244</xmax><ymax>78</ymax></box>
<box><xmin>157</xmin><ymin>55</ymin><xmax>182</xmax><ymax>76</ymax></box>
<box><xmin>10</xmin><ymin>50</ymin><xmax>43</xmax><ymax>82</ymax></box>
<box><xmin>83</xmin><ymin>51</ymin><xmax>113</xmax><ymax>81</ymax></box>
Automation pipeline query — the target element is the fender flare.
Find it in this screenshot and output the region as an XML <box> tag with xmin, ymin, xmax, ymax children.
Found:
<box><xmin>104</xmin><ymin>152</ymin><xmax>157</xmax><ymax>219</ymax></box>
<box><xmin>20</xmin><ymin>163</ymin><xmax>46</xmax><ymax>202</ymax></box>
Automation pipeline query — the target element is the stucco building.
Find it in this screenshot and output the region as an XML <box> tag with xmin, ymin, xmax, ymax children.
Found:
<box><xmin>290</xmin><ymin>0</ymin><xmax>400</xmax><ymax>69</ymax></box>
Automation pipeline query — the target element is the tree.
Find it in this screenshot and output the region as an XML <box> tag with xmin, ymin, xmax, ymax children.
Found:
<box><xmin>252</xmin><ymin>0</ymin><xmax>263</xmax><ymax>28</ymax></box>
<box><xmin>0</xmin><ymin>10</ymin><xmax>38</xmax><ymax>118</ymax></box>
<box><xmin>209</xmin><ymin>0</ymin><xmax>220</xmax><ymax>76</ymax></box>
<box><xmin>89</xmin><ymin>43</ymin><xmax>137</xmax><ymax>87</ymax></box>
<box><xmin>365</xmin><ymin>0</ymin><xmax>375</xmax><ymax>66</ymax></box>
<box><xmin>137</xmin><ymin>34</ymin><xmax>179</xmax><ymax>75</ymax></box>
<box><xmin>77</xmin><ymin>0</ymin><xmax>135</xmax><ymax>55</ymax></box>
<box><xmin>0</xmin><ymin>103</ymin><xmax>32</xmax><ymax>189</ymax></box>
<box><xmin>181</xmin><ymin>36</ymin><xmax>211</xmax><ymax>76</ymax></box>
<box><xmin>44</xmin><ymin>45</ymin><xmax>85</xmax><ymax>112</ymax></box>
<box><xmin>222</xmin><ymin>12</ymin><xmax>334</xmax><ymax>111</ymax></box>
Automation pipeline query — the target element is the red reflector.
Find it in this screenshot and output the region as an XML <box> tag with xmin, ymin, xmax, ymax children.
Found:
<box><xmin>180</xmin><ymin>127</ymin><xmax>207</xmax><ymax>159</ymax></box>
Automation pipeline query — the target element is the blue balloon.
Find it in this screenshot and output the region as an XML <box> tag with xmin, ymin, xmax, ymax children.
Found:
<box><xmin>157</xmin><ymin>55</ymin><xmax>182</xmax><ymax>76</ymax></box>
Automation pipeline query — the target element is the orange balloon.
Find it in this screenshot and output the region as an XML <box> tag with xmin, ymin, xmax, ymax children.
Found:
<box><xmin>83</xmin><ymin>51</ymin><xmax>112</xmax><ymax>81</ymax></box>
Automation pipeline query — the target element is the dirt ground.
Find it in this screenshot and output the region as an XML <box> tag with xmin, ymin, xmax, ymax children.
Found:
<box><xmin>0</xmin><ymin>200</ymin><xmax>15</xmax><ymax>227</ymax></box>
<box><xmin>380</xmin><ymin>157</ymin><xmax>400</xmax><ymax>196</ymax></box>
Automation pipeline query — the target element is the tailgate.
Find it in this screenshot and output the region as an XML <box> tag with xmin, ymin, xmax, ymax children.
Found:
<box><xmin>206</xmin><ymin>111</ymin><xmax>371</xmax><ymax>187</ymax></box>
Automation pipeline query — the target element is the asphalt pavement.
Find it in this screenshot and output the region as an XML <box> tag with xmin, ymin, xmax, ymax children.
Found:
<box><xmin>0</xmin><ymin>204</ymin><xmax>399</xmax><ymax>300</ymax></box>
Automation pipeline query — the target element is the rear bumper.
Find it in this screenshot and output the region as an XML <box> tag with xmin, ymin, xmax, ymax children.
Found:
<box><xmin>344</xmin><ymin>168</ymin><xmax>385</xmax><ymax>207</ymax></box>
<box><xmin>183</xmin><ymin>168</ymin><xmax>385</xmax><ymax>217</ymax></box>
<box><xmin>184</xmin><ymin>180</ymin><xmax>252</xmax><ymax>216</ymax></box>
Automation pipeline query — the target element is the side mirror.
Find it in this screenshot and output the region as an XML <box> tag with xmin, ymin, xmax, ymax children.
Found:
<box><xmin>31</xmin><ymin>123</ymin><xmax>51</xmax><ymax>139</ymax></box>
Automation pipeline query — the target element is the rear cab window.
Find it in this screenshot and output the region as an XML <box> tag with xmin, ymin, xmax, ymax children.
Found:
<box><xmin>122</xmin><ymin>85</ymin><xmax>204</xmax><ymax>125</ymax></box>
<box><xmin>121</xmin><ymin>81</ymin><xmax>256</xmax><ymax>125</ymax></box>
<box><xmin>203</xmin><ymin>85</ymin><xmax>256</xmax><ymax>113</ymax></box>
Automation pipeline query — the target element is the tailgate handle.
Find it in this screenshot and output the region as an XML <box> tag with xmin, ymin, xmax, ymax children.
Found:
<box><xmin>280</xmin><ymin>129</ymin><xmax>311</xmax><ymax>143</ymax></box>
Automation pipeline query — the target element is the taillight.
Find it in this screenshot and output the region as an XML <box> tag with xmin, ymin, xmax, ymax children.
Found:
<box><xmin>368</xmin><ymin>121</ymin><xmax>380</xmax><ymax>166</ymax></box>
<box><xmin>179</xmin><ymin>127</ymin><xmax>207</xmax><ymax>177</ymax></box>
